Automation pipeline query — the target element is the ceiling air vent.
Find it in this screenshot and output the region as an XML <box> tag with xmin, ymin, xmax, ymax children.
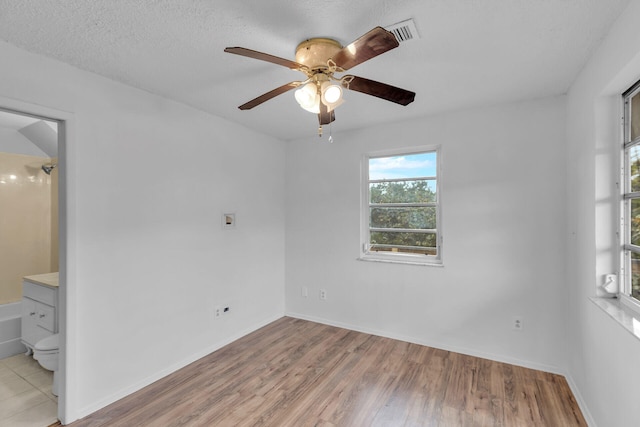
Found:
<box><xmin>385</xmin><ymin>19</ymin><xmax>419</xmax><ymax>43</ymax></box>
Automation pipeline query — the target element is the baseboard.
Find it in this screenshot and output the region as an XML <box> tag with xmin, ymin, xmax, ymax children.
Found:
<box><xmin>0</xmin><ymin>337</ymin><xmax>27</xmax><ymax>359</ymax></box>
<box><xmin>74</xmin><ymin>313</ymin><xmax>283</xmax><ymax>421</ymax></box>
<box><xmin>563</xmin><ymin>372</ymin><xmax>597</xmax><ymax>427</ymax></box>
<box><xmin>285</xmin><ymin>311</ymin><xmax>564</xmax><ymax>375</ymax></box>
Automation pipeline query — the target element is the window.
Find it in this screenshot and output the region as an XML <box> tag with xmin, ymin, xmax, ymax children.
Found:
<box><xmin>360</xmin><ymin>147</ymin><xmax>441</xmax><ymax>265</ymax></box>
<box><xmin>622</xmin><ymin>81</ymin><xmax>640</xmax><ymax>303</ymax></box>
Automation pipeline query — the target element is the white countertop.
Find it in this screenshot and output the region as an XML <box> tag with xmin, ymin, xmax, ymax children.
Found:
<box><xmin>23</xmin><ymin>272</ymin><xmax>59</xmax><ymax>288</ymax></box>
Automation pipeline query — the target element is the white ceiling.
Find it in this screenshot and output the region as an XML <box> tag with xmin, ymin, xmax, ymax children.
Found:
<box><xmin>0</xmin><ymin>0</ymin><xmax>630</xmax><ymax>141</ymax></box>
<box><xmin>0</xmin><ymin>110</ymin><xmax>41</xmax><ymax>130</ymax></box>
<box><xmin>0</xmin><ymin>110</ymin><xmax>58</xmax><ymax>157</ymax></box>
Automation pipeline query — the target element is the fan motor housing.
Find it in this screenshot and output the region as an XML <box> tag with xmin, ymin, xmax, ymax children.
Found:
<box><xmin>295</xmin><ymin>38</ymin><xmax>342</xmax><ymax>70</ymax></box>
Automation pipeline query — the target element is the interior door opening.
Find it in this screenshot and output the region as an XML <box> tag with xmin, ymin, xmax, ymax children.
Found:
<box><xmin>0</xmin><ymin>105</ymin><xmax>67</xmax><ymax>424</ymax></box>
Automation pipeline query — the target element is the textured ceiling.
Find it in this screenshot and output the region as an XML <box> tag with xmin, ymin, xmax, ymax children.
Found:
<box><xmin>0</xmin><ymin>0</ymin><xmax>631</xmax><ymax>141</ymax></box>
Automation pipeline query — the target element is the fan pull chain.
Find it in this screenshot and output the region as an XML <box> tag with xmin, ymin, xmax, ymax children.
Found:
<box><xmin>318</xmin><ymin>125</ymin><xmax>323</xmax><ymax>137</ymax></box>
<box><xmin>328</xmin><ymin>122</ymin><xmax>334</xmax><ymax>143</ymax></box>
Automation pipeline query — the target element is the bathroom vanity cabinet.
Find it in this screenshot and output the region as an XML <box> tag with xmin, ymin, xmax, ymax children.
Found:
<box><xmin>21</xmin><ymin>273</ymin><xmax>58</xmax><ymax>353</ymax></box>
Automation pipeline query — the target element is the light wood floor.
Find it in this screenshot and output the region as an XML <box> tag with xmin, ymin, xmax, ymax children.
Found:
<box><xmin>63</xmin><ymin>317</ymin><xmax>586</xmax><ymax>426</ymax></box>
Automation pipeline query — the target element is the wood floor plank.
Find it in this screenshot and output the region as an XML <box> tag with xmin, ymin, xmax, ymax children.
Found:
<box><xmin>67</xmin><ymin>317</ymin><xmax>587</xmax><ymax>427</ymax></box>
<box><xmin>313</xmin><ymin>337</ymin><xmax>396</xmax><ymax>425</ymax></box>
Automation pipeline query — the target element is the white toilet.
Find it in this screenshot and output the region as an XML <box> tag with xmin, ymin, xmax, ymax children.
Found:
<box><xmin>33</xmin><ymin>334</ymin><xmax>59</xmax><ymax>396</ymax></box>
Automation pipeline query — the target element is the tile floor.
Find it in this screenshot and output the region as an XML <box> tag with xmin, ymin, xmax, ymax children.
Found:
<box><xmin>0</xmin><ymin>353</ymin><xmax>58</xmax><ymax>426</ymax></box>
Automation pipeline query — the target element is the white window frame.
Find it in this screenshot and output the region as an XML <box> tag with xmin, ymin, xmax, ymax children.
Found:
<box><xmin>621</xmin><ymin>80</ymin><xmax>640</xmax><ymax>313</ymax></box>
<box><xmin>359</xmin><ymin>145</ymin><xmax>442</xmax><ymax>266</ymax></box>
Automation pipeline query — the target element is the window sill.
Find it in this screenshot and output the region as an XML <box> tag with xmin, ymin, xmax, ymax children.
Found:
<box><xmin>357</xmin><ymin>255</ymin><xmax>444</xmax><ymax>267</ymax></box>
<box><xmin>590</xmin><ymin>296</ymin><xmax>640</xmax><ymax>341</ymax></box>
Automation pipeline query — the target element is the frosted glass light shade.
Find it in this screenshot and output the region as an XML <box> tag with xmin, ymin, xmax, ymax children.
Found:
<box><xmin>301</xmin><ymin>98</ymin><xmax>320</xmax><ymax>114</ymax></box>
<box><xmin>295</xmin><ymin>81</ymin><xmax>343</xmax><ymax>114</ymax></box>
<box><xmin>324</xmin><ymin>86</ymin><xmax>341</xmax><ymax>103</ymax></box>
<box><xmin>321</xmin><ymin>82</ymin><xmax>342</xmax><ymax>105</ymax></box>
<box><xmin>295</xmin><ymin>83</ymin><xmax>319</xmax><ymax>111</ymax></box>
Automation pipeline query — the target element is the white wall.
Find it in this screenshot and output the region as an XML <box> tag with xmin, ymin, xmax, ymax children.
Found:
<box><xmin>0</xmin><ymin>41</ymin><xmax>286</xmax><ymax>422</ymax></box>
<box><xmin>285</xmin><ymin>96</ymin><xmax>568</xmax><ymax>372</ymax></box>
<box><xmin>566</xmin><ymin>0</ymin><xmax>640</xmax><ymax>425</ymax></box>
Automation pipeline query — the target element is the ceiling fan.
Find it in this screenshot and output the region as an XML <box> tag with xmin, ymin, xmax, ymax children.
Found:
<box><xmin>224</xmin><ymin>26</ymin><xmax>416</xmax><ymax>136</ymax></box>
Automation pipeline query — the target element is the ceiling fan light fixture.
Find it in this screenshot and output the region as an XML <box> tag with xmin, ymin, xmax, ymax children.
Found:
<box><xmin>320</xmin><ymin>80</ymin><xmax>345</xmax><ymax>113</ymax></box>
<box><xmin>294</xmin><ymin>82</ymin><xmax>319</xmax><ymax>112</ymax></box>
<box><xmin>321</xmin><ymin>81</ymin><xmax>343</xmax><ymax>105</ymax></box>
<box><xmin>226</xmin><ymin>26</ymin><xmax>416</xmax><ymax>133</ymax></box>
<box><xmin>302</xmin><ymin>98</ymin><xmax>320</xmax><ymax>114</ymax></box>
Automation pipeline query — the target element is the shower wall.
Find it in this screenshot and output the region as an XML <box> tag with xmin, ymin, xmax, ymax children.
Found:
<box><xmin>0</xmin><ymin>151</ymin><xmax>57</xmax><ymax>305</ymax></box>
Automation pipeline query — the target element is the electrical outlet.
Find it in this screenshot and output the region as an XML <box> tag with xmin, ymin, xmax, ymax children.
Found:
<box><xmin>301</xmin><ymin>286</ymin><xmax>308</xmax><ymax>298</ymax></box>
<box><xmin>319</xmin><ymin>289</ymin><xmax>327</xmax><ymax>300</ymax></box>
<box><xmin>214</xmin><ymin>306</ymin><xmax>222</xmax><ymax>318</ymax></box>
<box><xmin>512</xmin><ymin>316</ymin><xmax>523</xmax><ymax>331</ymax></box>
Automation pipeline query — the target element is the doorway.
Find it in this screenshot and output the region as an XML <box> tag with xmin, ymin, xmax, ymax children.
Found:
<box><xmin>0</xmin><ymin>100</ymin><xmax>72</xmax><ymax>424</ymax></box>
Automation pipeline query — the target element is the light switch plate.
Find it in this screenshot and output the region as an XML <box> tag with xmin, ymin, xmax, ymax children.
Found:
<box><xmin>222</xmin><ymin>213</ymin><xmax>236</xmax><ymax>229</ymax></box>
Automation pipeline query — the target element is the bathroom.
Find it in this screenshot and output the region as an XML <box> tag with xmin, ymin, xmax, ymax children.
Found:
<box><xmin>0</xmin><ymin>108</ymin><xmax>59</xmax><ymax>424</ymax></box>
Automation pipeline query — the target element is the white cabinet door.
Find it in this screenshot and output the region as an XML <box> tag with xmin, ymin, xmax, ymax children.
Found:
<box><xmin>36</xmin><ymin>303</ymin><xmax>55</xmax><ymax>332</ymax></box>
<box><xmin>21</xmin><ymin>281</ymin><xmax>58</xmax><ymax>350</ymax></box>
<box><xmin>21</xmin><ymin>297</ymin><xmax>51</xmax><ymax>348</ymax></box>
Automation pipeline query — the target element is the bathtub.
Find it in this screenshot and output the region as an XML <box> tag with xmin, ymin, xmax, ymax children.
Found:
<box><xmin>0</xmin><ymin>301</ymin><xmax>27</xmax><ymax>359</ymax></box>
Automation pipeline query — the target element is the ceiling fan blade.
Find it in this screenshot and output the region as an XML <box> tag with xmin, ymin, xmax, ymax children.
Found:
<box><xmin>239</xmin><ymin>82</ymin><xmax>302</xmax><ymax>110</ymax></box>
<box><xmin>331</xmin><ymin>27</ymin><xmax>399</xmax><ymax>71</ymax></box>
<box><xmin>318</xmin><ymin>102</ymin><xmax>336</xmax><ymax>125</ymax></box>
<box><xmin>343</xmin><ymin>75</ymin><xmax>415</xmax><ymax>106</ymax></box>
<box><xmin>224</xmin><ymin>47</ymin><xmax>306</xmax><ymax>71</ymax></box>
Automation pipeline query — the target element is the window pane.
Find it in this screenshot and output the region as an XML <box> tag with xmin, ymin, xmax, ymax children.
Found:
<box><xmin>370</xmin><ymin>180</ymin><xmax>436</xmax><ymax>204</ymax></box>
<box><xmin>632</xmin><ymin>92</ymin><xmax>640</xmax><ymax>141</ymax></box>
<box><xmin>365</xmin><ymin>149</ymin><xmax>440</xmax><ymax>262</ymax></box>
<box><xmin>370</xmin><ymin>231</ymin><xmax>436</xmax><ymax>250</ymax></box>
<box><xmin>633</xmin><ymin>251</ymin><xmax>640</xmax><ymax>300</ymax></box>
<box><xmin>370</xmin><ymin>207</ymin><xmax>436</xmax><ymax>229</ymax></box>
<box><xmin>631</xmin><ymin>145</ymin><xmax>640</xmax><ymax>192</ymax></box>
<box><xmin>369</xmin><ymin>152</ymin><xmax>436</xmax><ymax>180</ymax></box>
<box><xmin>631</xmin><ymin>199</ymin><xmax>640</xmax><ymax>246</ymax></box>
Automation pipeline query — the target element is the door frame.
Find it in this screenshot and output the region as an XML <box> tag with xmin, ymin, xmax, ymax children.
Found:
<box><xmin>0</xmin><ymin>97</ymin><xmax>76</xmax><ymax>424</ymax></box>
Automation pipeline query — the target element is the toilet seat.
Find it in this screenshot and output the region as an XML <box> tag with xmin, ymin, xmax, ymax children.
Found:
<box><xmin>35</xmin><ymin>334</ymin><xmax>59</xmax><ymax>351</ymax></box>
